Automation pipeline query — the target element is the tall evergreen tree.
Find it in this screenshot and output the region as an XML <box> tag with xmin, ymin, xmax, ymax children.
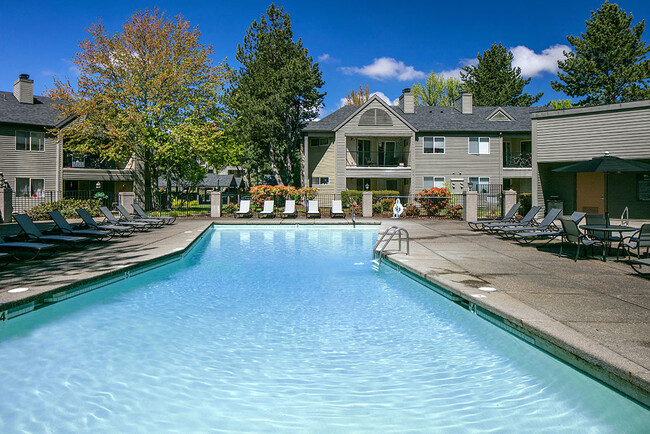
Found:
<box><xmin>551</xmin><ymin>1</ymin><xmax>650</xmax><ymax>106</ymax></box>
<box><xmin>228</xmin><ymin>4</ymin><xmax>324</xmax><ymax>186</ymax></box>
<box><xmin>411</xmin><ymin>73</ymin><xmax>462</xmax><ymax>106</ymax></box>
<box><xmin>460</xmin><ymin>43</ymin><xmax>542</xmax><ymax>106</ymax></box>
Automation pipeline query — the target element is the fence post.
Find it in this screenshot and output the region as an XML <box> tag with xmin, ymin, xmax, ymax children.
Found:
<box><xmin>118</xmin><ymin>192</ymin><xmax>136</xmax><ymax>211</ymax></box>
<box><xmin>503</xmin><ymin>189</ymin><xmax>517</xmax><ymax>216</ymax></box>
<box><xmin>463</xmin><ymin>191</ymin><xmax>477</xmax><ymax>222</ymax></box>
<box><xmin>362</xmin><ymin>191</ymin><xmax>372</xmax><ymax>217</ymax></box>
<box><xmin>0</xmin><ymin>186</ymin><xmax>13</xmax><ymax>223</ymax></box>
<box><xmin>210</xmin><ymin>190</ymin><xmax>222</xmax><ymax>218</ymax></box>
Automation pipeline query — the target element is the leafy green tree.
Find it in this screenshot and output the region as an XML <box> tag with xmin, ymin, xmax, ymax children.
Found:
<box><xmin>551</xmin><ymin>1</ymin><xmax>650</xmax><ymax>106</ymax></box>
<box><xmin>344</xmin><ymin>83</ymin><xmax>370</xmax><ymax>105</ymax></box>
<box><xmin>228</xmin><ymin>4</ymin><xmax>325</xmax><ymax>186</ymax></box>
<box><xmin>461</xmin><ymin>43</ymin><xmax>542</xmax><ymax>106</ymax></box>
<box><xmin>412</xmin><ymin>73</ymin><xmax>462</xmax><ymax>106</ymax></box>
<box><xmin>48</xmin><ymin>8</ymin><xmax>231</xmax><ymax>208</ymax></box>
<box><xmin>545</xmin><ymin>99</ymin><xmax>573</xmax><ymax>110</ymax></box>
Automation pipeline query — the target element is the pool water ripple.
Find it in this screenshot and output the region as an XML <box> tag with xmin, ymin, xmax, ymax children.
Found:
<box><xmin>0</xmin><ymin>226</ymin><xmax>648</xmax><ymax>432</ymax></box>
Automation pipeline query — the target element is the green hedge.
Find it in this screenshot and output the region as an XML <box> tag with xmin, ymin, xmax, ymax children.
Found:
<box><xmin>518</xmin><ymin>193</ymin><xmax>532</xmax><ymax>216</ymax></box>
<box><xmin>340</xmin><ymin>190</ymin><xmax>400</xmax><ymax>207</ymax></box>
<box><xmin>26</xmin><ymin>198</ymin><xmax>103</xmax><ymax>221</ymax></box>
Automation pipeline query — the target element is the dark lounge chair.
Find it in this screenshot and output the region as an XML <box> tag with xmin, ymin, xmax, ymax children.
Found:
<box><xmin>0</xmin><ymin>236</ymin><xmax>56</xmax><ymax>260</ymax></box>
<box><xmin>483</xmin><ymin>206</ymin><xmax>541</xmax><ymax>233</ymax></box>
<box><xmin>132</xmin><ymin>203</ymin><xmax>176</xmax><ymax>225</ymax></box>
<box><xmin>629</xmin><ymin>258</ymin><xmax>650</xmax><ymax>276</ymax></box>
<box><xmin>512</xmin><ymin>211</ymin><xmax>586</xmax><ymax>245</ymax></box>
<box><xmin>0</xmin><ymin>252</ymin><xmax>10</xmax><ymax>267</ymax></box>
<box><xmin>12</xmin><ymin>214</ymin><xmax>88</xmax><ymax>248</ymax></box>
<box><xmin>76</xmin><ymin>208</ymin><xmax>135</xmax><ymax>236</ymax></box>
<box><xmin>116</xmin><ymin>205</ymin><xmax>162</xmax><ymax>228</ymax></box>
<box><xmin>468</xmin><ymin>203</ymin><xmax>521</xmax><ymax>231</ymax></box>
<box><xmin>48</xmin><ymin>210</ymin><xmax>112</xmax><ymax>241</ymax></box>
<box><xmin>99</xmin><ymin>207</ymin><xmax>150</xmax><ymax>231</ymax></box>
<box><xmin>499</xmin><ymin>208</ymin><xmax>562</xmax><ymax>238</ymax></box>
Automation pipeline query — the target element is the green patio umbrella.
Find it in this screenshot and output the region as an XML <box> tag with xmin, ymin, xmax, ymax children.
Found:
<box><xmin>553</xmin><ymin>152</ymin><xmax>650</xmax><ymax>215</ymax></box>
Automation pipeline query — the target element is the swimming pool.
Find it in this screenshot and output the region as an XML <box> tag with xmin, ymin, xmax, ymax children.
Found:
<box><xmin>0</xmin><ymin>225</ymin><xmax>648</xmax><ymax>432</ymax></box>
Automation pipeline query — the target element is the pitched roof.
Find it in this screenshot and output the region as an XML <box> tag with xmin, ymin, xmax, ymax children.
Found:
<box><xmin>157</xmin><ymin>174</ymin><xmax>242</xmax><ymax>189</ymax></box>
<box><xmin>0</xmin><ymin>91</ymin><xmax>70</xmax><ymax>127</ymax></box>
<box><xmin>303</xmin><ymin>103</ymin><xmax>549</xmax><ymax>133</ymax></box>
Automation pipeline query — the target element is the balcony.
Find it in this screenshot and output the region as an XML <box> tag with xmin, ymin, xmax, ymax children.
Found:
<box><xmin>64</xmin><ymin>153</ymin><xmax>120</xmax><ymax>170</ymax></box>
<box><xmin>346</xmin><ymin>151</ymin><xmax>409</xmax><ymax>167</ymax></box>
<box><xmin>503</xmin><ymin>152</ymin><xmax>532</xmax><ymax>168</ymax></box>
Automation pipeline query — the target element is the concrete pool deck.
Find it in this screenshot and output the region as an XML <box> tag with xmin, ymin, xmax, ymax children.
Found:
<box><xmin>0</xmin><ymin>216</ymin><xmax>649</xmax><ymax>407</ymax></box>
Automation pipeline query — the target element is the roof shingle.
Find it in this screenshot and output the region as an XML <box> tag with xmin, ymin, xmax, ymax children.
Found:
<box><xmin>0</xmin><ymin>91</ymin><xmax>68</xmax><ymax>127</ymax></box>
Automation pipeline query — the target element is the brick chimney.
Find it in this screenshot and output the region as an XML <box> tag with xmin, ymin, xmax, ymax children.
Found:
<box><xmin>13</xmin><ymin>74</ymin><xmax>34</xmax><ymax>104</ymax></box>
<box><xmin>398</xmin><ymin>88</ymin><xmax>414</xmax><ymax>114</ymax></box>
<box><xmin>454</xmin><ymin>90</ymin><xmax>473</xmax><ymax>114</ymax></box>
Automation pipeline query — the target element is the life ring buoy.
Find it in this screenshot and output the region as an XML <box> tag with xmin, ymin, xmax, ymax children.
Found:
<box><xmin>392</xmin><ymin>198</ymin><xmax>404</xmax><ymax>218</ymax></box>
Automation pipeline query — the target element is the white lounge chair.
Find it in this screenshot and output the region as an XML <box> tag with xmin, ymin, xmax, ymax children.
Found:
<box><xmin>235</xmin><ymin>199</ymin><xmax>251</xmax><ymax>217</ymax></box>
<box><xmin>307</xmin><ymin>200</ymin><xmax>320</xmax><ymax>218</ymax></box>
<box><xmin>331</xmin><ymin>200</ymin><xmax>345</xmax><ymax>218</ymax></box>
<box><xmin>282</xmin><ymin>200</ymin><xmax>297</xmax><ymax>218</ymax></box>
<box><xmin>259</xmin><ymin>200</ymin><xmax>275</xmax><ymax>218</ymax></box>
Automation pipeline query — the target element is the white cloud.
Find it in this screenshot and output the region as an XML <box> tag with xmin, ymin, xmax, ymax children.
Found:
<box><xmin>510</xmin><ymin>44</ymin><xmax>571</xmax><ymax>77</ymax></box>
<box><xmin>437</xmin><ymin>58</ymin><xmax>477</xmax><ymax>80</ymax></box>
<box><xmin>340</xmin><ymin>57</ymin><xmax>426</xmax><ymax>81</ymax></box>
<box><xmin>370</xmin><ymin>91</ymin><xmax>393</xmax><ymax>105</ymax></box>
<box><xmin>318</xmin><ymin>53</ymin><xmax>331</xmax><ymax>63</ymax></box>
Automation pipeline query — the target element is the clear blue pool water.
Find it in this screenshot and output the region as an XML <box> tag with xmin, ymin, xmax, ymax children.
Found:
<box><xmin>0</xmin><ymin>225</ymin><xmax>648</xmax><ymax>432</ymax></box>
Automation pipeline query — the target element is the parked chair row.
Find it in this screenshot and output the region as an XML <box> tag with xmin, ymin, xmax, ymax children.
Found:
<box><xmin>234</xmin><ymin>199</ymin><xmax>347</xmax><ymax>218</ymax></box>
<box><xmin>0</xmin><ymin>204</ymin><xmax>175</xmax><ymax>264</ymax></box>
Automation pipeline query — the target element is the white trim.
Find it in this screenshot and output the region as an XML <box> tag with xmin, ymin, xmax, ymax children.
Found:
<box><xmin>423</xmin><ymin>136</ymin><xmax>445</xmax><ymax>154</ymax></box>
<box><xmin>15</xmin><ymin>130</ymin><xmax>45</xmax><ymax>152</ymax></box>
<box><xmin>468</xmin><ymin>137</ymin><xmax>490</xmax><ymax>155</ymax></box>
<box><xmin>332</xmin><ymin>95</ymin><xmax>418</xmax><ymax>132</ymax></box>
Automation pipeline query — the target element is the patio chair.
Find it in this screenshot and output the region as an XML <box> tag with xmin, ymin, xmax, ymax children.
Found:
<box><xmin>48</xmin><ymin>210</ymin><xmax>112</xmax><ymax>241</ymax></box>
<box><xmin>467</xmin><ymin>203</ymin><xmax>520</xmax><ymax>231</ymax></box>
<box><xmin>331</xmin><ymin>200</ymin><xmax>346</xmax><ymax>218</ymax></box>
<box><xmin>618</xmin><ymin>223</ymin><xmax>650</xmax><ymax>260</ymax></box>
<box><xmin>499</xmin><ymin>208</ymin><xmax>562</xmax><ymax>238</ymax></box>
<box><xmin>132</xmin><ymin>203</ymin><xmax>176</xmax><ymax>225</ymax></box>
<box><xmin>99</xmin><ymin>207</ymin><xmax>150</xmax><ymax>231</ymax></box>
<box><xmin>0</xmin><ymin>236</ymin><xmax>56</xmax><ymax>260</ymax></box>
<box><xmin>483</xmin><ymin>206</ymin><xmax>541</xmax><ymax>233</ymax></box>
<box><xmin>0</xmin><ymin>252</ymin><xmax>9</xmax><ymax>267</ymax></box>
<box><xmin>629</xmin><ymin>257</ymin><xmax>650</xmax><ymax>276</ymax></box>
<box><xmin>76</xmin><ymin>208</ymin><xmax>135</xmax><ymax>236</ymax></box>
<box><xmin>258</xmin><ymin>200</ymin><xmax>275</xmax><ymax>218</ymax></box>
<box><xmin>235</xmin><ymin>200</ymin><xmax>251</xmax><ymax>218</ymax></box>
<box><xmin>307</xmin><ymin>200</ymin><xmax>321</xmax><ymax>218</ymax></box>
<box><xmin>12</xmin><ymin>213</ymin><xmax>88</xmax><ymax>248</ymax></box>
<box><xmin>558</xmin><ymin>218</ymin><xmax>604</xmax><ymax>261</ymax></box>
<box><xmin>282</xmin><ymin>200</ymin><xmax>297</xmax><ymax>218</ymax></box>
<box><xmin>512</xmin><ymin>210</ymin><xmax>586</xmax><ymax>245</ymax></box>
<box><xmin>116</xmin><ymin>205</ymin><xmax>162</xmax><ymax>228</ymax></box>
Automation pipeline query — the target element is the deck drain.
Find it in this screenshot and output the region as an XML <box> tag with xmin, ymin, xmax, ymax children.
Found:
<box><xmin>8</xmin><ymin>287</ymin><xmax>29</xmax><ymax>293</ymax></box>
<box><xmin>478</xmin><ymin>287</ymin><xmax>497</xmax><ymax>292</ymax></box>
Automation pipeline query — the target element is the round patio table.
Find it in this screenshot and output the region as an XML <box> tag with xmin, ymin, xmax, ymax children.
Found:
<box><xmin>579</xmin><ymin>224</ymin><xmax>638</xmax><ymax>261</ymax></box>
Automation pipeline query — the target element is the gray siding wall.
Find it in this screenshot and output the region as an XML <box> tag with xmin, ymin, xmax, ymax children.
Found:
<box><xmin>306</xmin><ymin>134</ymin><xmax>336</xmax><ymax>194</ymax></box>
<box><xmin>412</xmin><ymin>132</ymin><xmax>502</xmax><ymax>194</ymax></box>
<box><xmin>0</xmin><ymin>125</ymin><xmax>61</xmax><ymax>193</ymax></box>
<box><xmin>532</xmin><ymin>104</ymin><xmax>650</xmax><ymax>208</ymax></box>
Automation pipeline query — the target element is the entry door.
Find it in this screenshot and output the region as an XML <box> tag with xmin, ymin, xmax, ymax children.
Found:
<box><xmin>576</xmin><ymin>172</ymin><xmax>604</xmax><ymax>214</ymax></box>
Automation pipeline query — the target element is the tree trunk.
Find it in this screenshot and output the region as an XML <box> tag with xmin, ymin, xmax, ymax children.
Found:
<box><xmin>268</xmin><ymin>138</ymin><xmax>284</xmax><ymax>186</ymax></box>
<box><xmin>144</xmin><ymin>148</ymin><xmax>152</xmax><ymax>210</ymax></box>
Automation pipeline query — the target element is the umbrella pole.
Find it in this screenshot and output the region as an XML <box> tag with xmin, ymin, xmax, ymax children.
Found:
<box><xmin>604</xmin><ymin>172</ymin><xmax>609</xmax><ymax>226</ymax></box>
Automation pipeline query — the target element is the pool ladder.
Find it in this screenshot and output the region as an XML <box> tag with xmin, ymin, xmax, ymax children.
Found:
<box><xmin>372</xmin><ymin>226</ymin><xmax>409</xmax><ymax>270</ymax></box>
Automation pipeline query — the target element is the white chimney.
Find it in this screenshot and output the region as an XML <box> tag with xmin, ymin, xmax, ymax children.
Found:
<box><xmin>454</xmin><ymin>90</ymin><xmax>473</xmax><ymax>114</ymax></box>
<box><xmin>13</xmin><ymin>74</ymin><xmax>34</xmax><ymax>104</ymax></box>
<box><xmin>398</xmin><ymin>88</ymin><xmax>414</xmax><ymax>114</ymax></box>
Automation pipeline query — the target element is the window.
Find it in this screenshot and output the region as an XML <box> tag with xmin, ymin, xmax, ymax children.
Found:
<box><xmin>424</xmin><ymin>137</ymin><xmax>445</xmax><ymax>154</ymax></box>
<box><xmin>312</xmin><ymin>177</ymin><xmax>329</xmax><ymax>186</ymax></box>
<box><xmin>386</xmin><ymin>180</ymin><xmax>398</xmax><ymax>191</ymax></box>
<box><xmin>359</xmin><ymin>108</ymin><xmax>392</xmax><ymax>126</ymax></box>
<box><xmin>424</xmin><ymin>176</ymin><xmax>445</xmax><ymax>189</ymax></box>
<box><xmin>520</xmin><ymin>140</ymin><xmax>531</xmax><ymax>154</ymax></box>
<box><xmin>15</xmin><ymin>131</ymin><xmax>45</xmax><ymax>152</ymax></box>
<box><xmin>310</xmin><ymin>137</ymin><xmax>329</xmax><ymax>147</ymax></box>
<box><xmin>469</xmin><ymin>177</ymin><xmax>490</xmax><ymax>193</ymax></box>
<box><xmin>357</xmin><ymin>139</ymin><xmax>371</xmax><ymax>166</ymax></box>
<box><xmin>468</xmin><ymin>137</ymin><xmax>489</xmax><ymax>155</ymax></box>
<box><xmin>15</xmin><ymin>178</ymin><xmax>44</xmax><ymax>197</ymax></box>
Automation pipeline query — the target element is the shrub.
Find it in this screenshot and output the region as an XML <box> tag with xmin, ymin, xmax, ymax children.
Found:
<box><xmin>341</xmin><ymin>190</ymin><xmax>363</xmax><ymax>208</ymax></box>
<box><xmin>404</xmin><ymin>203</ymin><xmax>420</xmax><ymax>217</ymax></box>
<box><xmin>445</xmin><ymin>204</ymin><xmax>463</xmax><ymax>220</ymax></box>
<box><xmin>371</xmin><ymin>190</ymin><xmax>399</xmax><ymax>203</ymax></box>
<box><xmin>221</xmin><ymin>204</ymin><xmax>238</xmax><ymax>216</ymax></box>
<box><xmin>414</xmin><ymin>187</ymin><xmax>450</xmax><ymax>216</ymax></box>
<box><xmin>372</xmin><ymin>202</ymin><xmax>382</xmax><ymax>215</ymax></box>
<box><xmin>518</xmin><ymin>193</ymin><xmax>532</xmax><ymax>217</ymax></box>
<box><xmin>26</xmin><ymin>198</ymin><xmax>102</xmax><ymax>221</ymax></box>
<box><xmin>378</xmin><ymin>197</ymin><xmax>395</xmax><ymax>212</ymax></box>
<box><xmin>249</xmin><ymin>185</ymin><xmax>318</xmax><ymax>206</ymax></box>
<box><xmin>172</xmin><ymin>198</ymin><xmax>198</xmax><ymax>208</ymax></box>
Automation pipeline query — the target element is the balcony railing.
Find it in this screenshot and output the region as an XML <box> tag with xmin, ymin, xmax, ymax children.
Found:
<box><xmin>346</xmin><ymin>151</ymin><xmax>409</xmax><ymax>167</ymax></box>
<box><xmin>63</xmin><ymin>153</ymin><xmax>120</xmax><ymax>170</ymax></box>
<box><xmin>503</xmin><ymin>152</ymin><xmax>532</xmax><ymax>168</ymax></box>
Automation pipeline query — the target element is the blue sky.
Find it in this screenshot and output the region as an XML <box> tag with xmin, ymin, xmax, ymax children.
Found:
<box><xmin>2</xmin><ymin>0</ymin><xmax>649</xmax><ymax>117</ymax></box>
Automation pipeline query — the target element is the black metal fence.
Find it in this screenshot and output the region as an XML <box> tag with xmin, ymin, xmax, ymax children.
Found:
<box><xmin>476</xmin><ymin>184</ymin><xmax>503</xmax><ymax>219</ymax></box>
<box><xmin>12</xmin><ymin>190</ymin><xmax>116</xmax><ymax>214</ymax></box>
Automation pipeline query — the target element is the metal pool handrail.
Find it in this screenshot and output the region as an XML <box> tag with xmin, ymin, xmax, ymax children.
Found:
<box><xmin>373</xmin><ymin>226</ymin><xmax>409</xmax><ymax>270</ymax></box>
